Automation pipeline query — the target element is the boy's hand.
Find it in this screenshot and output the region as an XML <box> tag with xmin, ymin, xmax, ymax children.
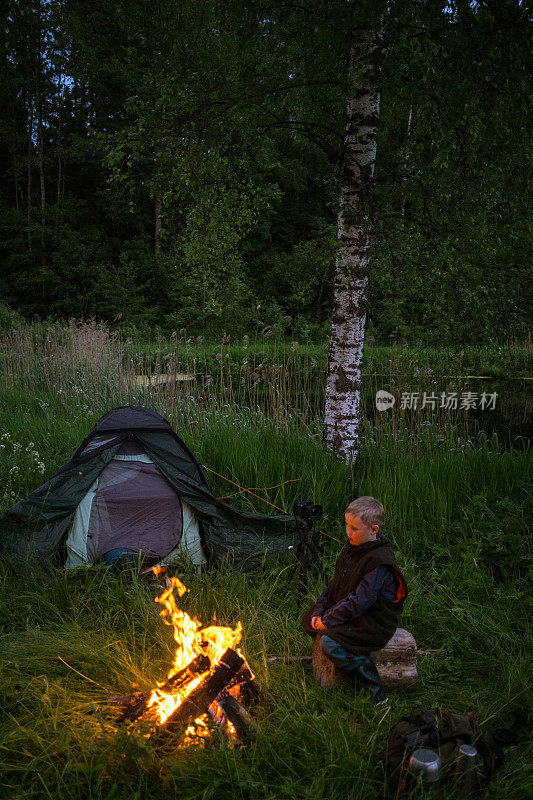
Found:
<box><xmin>311</xmin><ymin>615</ymin><xmax>326</xmax><ymax>631</ymax></box>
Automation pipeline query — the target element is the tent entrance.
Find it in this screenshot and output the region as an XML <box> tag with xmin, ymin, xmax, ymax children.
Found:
<box><xmin>65</xmin><ymin>443</ymin><xmax>205</xmax><ymax>568</ymax></box>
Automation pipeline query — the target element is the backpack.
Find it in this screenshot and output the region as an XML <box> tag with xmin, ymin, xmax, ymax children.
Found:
<box><xmin>377</xmin><ymin>707</ymin><xmax>514</xmax><ymax>793</ymax></box>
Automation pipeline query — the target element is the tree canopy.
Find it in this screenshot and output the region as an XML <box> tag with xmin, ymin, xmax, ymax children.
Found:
<box><xmin>0</xmin><ymin>0</ymin><xmax>529</xmax><ymax>343</ymax></box>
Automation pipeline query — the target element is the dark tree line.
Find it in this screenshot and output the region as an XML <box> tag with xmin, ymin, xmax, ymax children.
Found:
<box><xmin>0</xmin><ymin>0</ymin><xmax>529</xmax><ymax>344</ymax></box>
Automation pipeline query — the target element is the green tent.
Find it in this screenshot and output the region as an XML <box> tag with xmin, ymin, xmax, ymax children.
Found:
<box><xmin>0</xmin><ymin>406</ymin><xmax>294</xmax><ymax>570</ymax></box>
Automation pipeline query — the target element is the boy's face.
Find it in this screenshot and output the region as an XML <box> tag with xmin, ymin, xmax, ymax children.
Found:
<box><xmin>345</xmin><ymin>512</ymin><xmax>379</xmax><ymax>546</ymax></box>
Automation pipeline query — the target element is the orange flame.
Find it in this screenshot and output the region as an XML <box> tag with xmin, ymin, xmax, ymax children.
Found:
<box><xmin>146</xmin><ymin>577</ymin><xmax>242</xmax><ymax>726</ymax></box>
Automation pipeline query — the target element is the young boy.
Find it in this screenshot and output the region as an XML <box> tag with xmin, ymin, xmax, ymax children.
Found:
<box><xmin>301</xmin><ymin>496</ymin><xmax>407</xmax><ymax>705</ymax></box>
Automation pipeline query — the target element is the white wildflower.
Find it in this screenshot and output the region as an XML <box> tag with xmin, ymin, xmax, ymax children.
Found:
<box><xmin>10</xmin><ymin>466</ymin><xmax>20</xmax><ymax>474</ymax></box>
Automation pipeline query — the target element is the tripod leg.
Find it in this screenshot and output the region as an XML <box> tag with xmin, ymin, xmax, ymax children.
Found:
<box><xmin>307</xmin><ymin>541</ymin><xmax>328</xmax><ymax>584</ymax></box>
<box><xmin>297</xmin><ymin>543</ymin><xmax>308</xmax><ymax>606</ymax></box>
<box><xmin>288</xmin><ymin>540</ymin><xmax>305</xmax><ymax>581</ymax></box>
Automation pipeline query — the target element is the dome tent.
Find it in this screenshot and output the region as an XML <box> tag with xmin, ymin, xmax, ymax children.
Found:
<box><xmin>0</xmin><ymin>406</ymin><xmax>293</xmax><ymax>570</ymax></box>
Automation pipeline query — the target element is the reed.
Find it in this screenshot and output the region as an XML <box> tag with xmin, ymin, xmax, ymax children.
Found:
<box><xmin>1</xmin><ymin>320</ymin><xmax>529</xmax><ymax>446</ymax></box>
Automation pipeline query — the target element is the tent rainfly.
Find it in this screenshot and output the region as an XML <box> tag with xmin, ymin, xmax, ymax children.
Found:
<box><xmin>0</xmin><ymin>406</ymin><xmax>293</xmax><ymax>570</ymax></box>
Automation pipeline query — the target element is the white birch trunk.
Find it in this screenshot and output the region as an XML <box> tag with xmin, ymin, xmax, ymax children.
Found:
<box><xmin>323</xmin><ymin>25</ymin><xmax>382</xmax><ymax>461</ymax></box>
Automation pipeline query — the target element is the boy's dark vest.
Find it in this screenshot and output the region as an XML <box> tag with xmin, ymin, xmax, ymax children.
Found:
<box><xmin>324</xmin><ymin>537</ymin><xmax>408</xmax><ymax>655</ymax></box>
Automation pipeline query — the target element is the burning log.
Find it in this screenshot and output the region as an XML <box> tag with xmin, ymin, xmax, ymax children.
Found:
<box><xmin>312</xmin><ymin>628</ymin><xmax>418</xmax><ymax>690</ymax></box>
<box><xmin>107</xmin><ymin>691</ymin><xmax>145</xmax><ymax>709</ymax></box>
<box><xmin>107</xmin><ymin>692</ymin><xmax>150</xmax><ymax>723</ymax></box>
<box><xmin>227</xmin><ymin>665</ymin><xmax>261</xmax><ymax>705</ymax></box>
<box><xmin>165</xmin><ymin>652</ymin><xmax>212</xmax><ymax>692</ymax></box>
<box><xmin>110</xmin><ymin>651</ymin><xmax>212</xmax><ymax>723</ymax></box>
<box><xmin>108</xmin><ymin>655</ymin><xmax>260</xmax><ymax>731</ymax></box>
<box><xmin>165</xmin><ymin>647</ymin><xmax>244</xmax><ymax>731</ymax></box>
<box><xmin>216</xmin><ymin>694</ymin><xmax>255</xmax><ymax>740</ymax></box>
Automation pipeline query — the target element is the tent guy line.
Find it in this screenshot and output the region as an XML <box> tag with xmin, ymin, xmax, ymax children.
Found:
<box><xmin>201</xmin><ymin>465</ymin><xmax>342</xmax><ymax>544</ymax></box>
<box><xmin>201</xmin><ymin>464</ymin><xmax>296</xmax><ymax>513</ymax></box>
<box><xmin>216</xmin><ymin>477</ymin><xmax>301</xmax><ymax>500</ymax></box>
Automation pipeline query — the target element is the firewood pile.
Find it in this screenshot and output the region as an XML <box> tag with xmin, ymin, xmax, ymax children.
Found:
<box><xmin>108</xmin><ymin>646</ymin><xmax>259</xmax><ymax>740</ymax></box>
<box><xmin>107</xmin><ymin>576</ymin><xmax>259</xmax><ymax>743</ymax></box>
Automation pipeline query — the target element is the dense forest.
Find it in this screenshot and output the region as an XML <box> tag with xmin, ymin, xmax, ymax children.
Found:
<box><xmin>0</xmin><ymin>0</ymin><xmax>530</xmax><ymax>343</ymax></box>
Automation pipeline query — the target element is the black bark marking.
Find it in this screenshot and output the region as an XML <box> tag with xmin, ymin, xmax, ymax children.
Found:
<box><xmin>335</xmin><ymin>366</ymin><xmax>353</xmax><ymax>394</ymax></box>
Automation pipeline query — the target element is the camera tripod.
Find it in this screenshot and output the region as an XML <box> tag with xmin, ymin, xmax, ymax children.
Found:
<box><xmin>289</xmin><ymin>515</ymin><xmax>328</xmax><ymax>605</ymax></box>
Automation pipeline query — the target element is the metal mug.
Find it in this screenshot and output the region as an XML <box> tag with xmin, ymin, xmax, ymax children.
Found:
<box><xmin>453</xmin><ymin>744</ymin><xmax>479</xmax><ymax>794</ymax></box>
<box><xmin>408</xmin><ymin>748</ymin><xmax>441</xmax><ymax>783</ymax></box>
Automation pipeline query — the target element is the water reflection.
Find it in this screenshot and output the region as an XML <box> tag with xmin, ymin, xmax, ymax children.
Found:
<box><xmin>364</xmin><ymin>378</ymin><xmax>531</xmax><ymax>449</ymax></box>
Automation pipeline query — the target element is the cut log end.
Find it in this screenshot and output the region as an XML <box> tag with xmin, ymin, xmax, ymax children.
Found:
<box><xmin>312</xmin><ymin>628</ymin><xmax>418</xmax><ymax>691</ymax></box>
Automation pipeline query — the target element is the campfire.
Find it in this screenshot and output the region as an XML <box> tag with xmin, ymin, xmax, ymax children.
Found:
<box><xmin>108</xmin><ymin>572</ymin><xmax>258</xmax><ymax>743</ymax></box>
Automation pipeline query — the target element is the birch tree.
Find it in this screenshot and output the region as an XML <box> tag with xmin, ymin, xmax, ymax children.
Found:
<box><xmin>323</xmin><ymin>9</ymin><xmax>384</xmax><ymax>461</ymax></box>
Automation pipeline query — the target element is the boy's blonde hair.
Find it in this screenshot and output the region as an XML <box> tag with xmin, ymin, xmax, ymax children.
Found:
<box><xmin>345</xmin><ymin>496</ymin><xmax>384</xmax><ymax>528</ymax></box>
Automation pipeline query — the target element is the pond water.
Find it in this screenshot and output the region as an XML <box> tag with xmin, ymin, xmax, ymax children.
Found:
<box><xmin>224</xmin><ymin>377</ymin><xmax>531</xmax><ymax>449</ymax></box>
<box><xmin>362</xmin><ymin>377</ymin><xmax>532</xmax><ymax>449</ymax></box>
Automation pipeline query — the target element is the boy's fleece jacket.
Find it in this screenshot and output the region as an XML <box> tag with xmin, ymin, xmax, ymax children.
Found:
<box><xmin>301</xmin><ymin>536</ymin><xmax>408</xmax><ymax>654</ymax></box>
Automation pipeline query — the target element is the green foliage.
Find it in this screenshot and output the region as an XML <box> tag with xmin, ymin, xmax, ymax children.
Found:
<box><xmin>258</xmin><ymin>236</ymin><xmax>335</xmax><ymax>324</ymax></box>
<box><xmin>372</xmin><ymin>1</ymin><xmax>530</xmax><ymax>345</ymax></box>
<box><xmin>1</xmin><ymin>1</ymin><xmax>529</xmax><ymax>342</ymax></box>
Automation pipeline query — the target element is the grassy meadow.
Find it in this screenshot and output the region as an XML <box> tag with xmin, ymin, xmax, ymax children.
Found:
<box><xmin>0</xmin><ymin>321</ymin><xmax>531</xmax><ymax>800</ymax></box>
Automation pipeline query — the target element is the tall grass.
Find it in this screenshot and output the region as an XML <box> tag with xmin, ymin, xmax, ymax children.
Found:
<box><xmin>1</xmin><ymin>320</ymin><xmax>530</xmax><ymax>440</ymax></box>
<box><xmin>0</xmin><ymin>321</ymin><xmax>531</xmax><ymax>799</ymax></box>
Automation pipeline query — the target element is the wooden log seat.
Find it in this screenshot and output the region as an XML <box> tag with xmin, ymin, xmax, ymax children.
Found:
<box><xmin>312</xmin><ymin>628</ymin><xmax>418</xmax><ymax>691</ymax></box>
